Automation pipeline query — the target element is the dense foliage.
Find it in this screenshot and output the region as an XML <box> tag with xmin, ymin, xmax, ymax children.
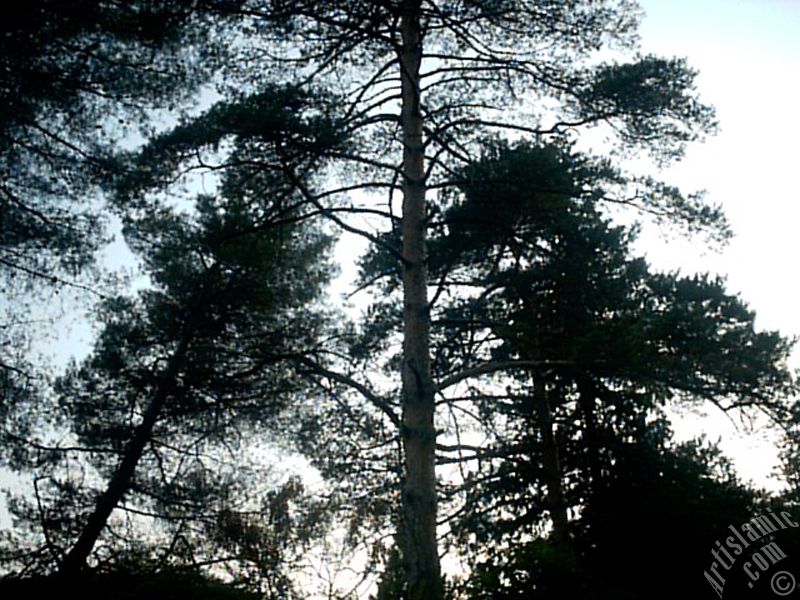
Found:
<box><xmin>1</xmin><ymin>2</ymin><xmax>797</xmax><ymax>599</ymax></box>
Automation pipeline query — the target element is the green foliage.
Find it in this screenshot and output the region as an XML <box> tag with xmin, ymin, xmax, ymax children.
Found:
<box><xmin>373</xmin><ymin>546</ymin><xmax>407</xmax><ymax>600</ymax></box>
<box><xmin>423</xmin><ymin>146</ymin><xmax>795</xmax><ymax>598</ymax></box>
<box><xmin>463</xmin><ymin>426</ymin><xmax>761</xmax><ymax>600</ymax></box>
<box><xmin>3</xmin><ymin>2</ymin><xmax>796</xmax><ymax>597</ymax></box>
<box><xmin>113</xmin><ymin>86</ymin><xmax>348</xmax><ymax>211</ymax></box>
<box><xmin>427</xmin><ymin>143</ymin><xmax>790</xmax><ymax>406</ymax></box>
<box><xmin>1</xmin><ymin>95</ymin><xmax>339</xmax><ymax>586</ymax></box>
<box><xmin>0</xmin><ymin>0</ymin><xmax>230</xmax><ymax>285</ymax></box>
<box><xmin>574</xmin><ymin>55</ymin><xmax>718</xmax><ymax>160</ymax></box>
<box><xmin>465</xmin><ymin>539</ymin><xmax>578</xmax><ymax>600</ymax></box>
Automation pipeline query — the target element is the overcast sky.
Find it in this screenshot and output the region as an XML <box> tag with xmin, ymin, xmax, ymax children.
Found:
<box><xmin>632</xmin><ymin>0</ymin><xmax>800</xmax><ymax>488</ymax></box>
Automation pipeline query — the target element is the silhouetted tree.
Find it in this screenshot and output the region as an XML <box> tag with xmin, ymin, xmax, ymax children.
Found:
<box><xmin>139</xmin><ymin>4</ymin><xmax>722</xmax><ymax>595</ymax></box>
<box><xmin>0</xmin><ymin>0</ymin><xmax>232</xmax><ymax>283</ymax></box>
<box><xmin>0</xmin><ymin>93</ymin><xmax>344</xmax><ymax>592</ymax></box>
<box><xmin>0</xmin><ymin>1</ymin><xmax>243</xmax><ymax>431</ymax></box>
<box><xmin>464</xmin><ymin>423</ymin><xmax>763</xmax><ymax>600</ymax></box>
<box><xmin>1</xmin><ymin>3</ymin><xmax>747</xmax><ymax>596</ymax></box>
<box><xmin>414</xmin><ymin>144</ymin><xmax>795</xmax><ymax>597</ymax></box>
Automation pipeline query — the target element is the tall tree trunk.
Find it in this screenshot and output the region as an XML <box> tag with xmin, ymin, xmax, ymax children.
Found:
<box><xmin>532</xmin><ymin>373</ymin><xmax>569</xmax><ymax>546</ymax></box>
<box><xmin>57</xmin><ymin>335</ymin><xmax>191</xmax><ymax>577</ymax></box>
<box><xmin>398</xmin><ymin>2</ymin><xmax>442</xmax><ymax>598</ymax></box>
<box><xmin>577</xmin><ymin>376</ymin><xmax>602</xmax><ymax>495</ymax></box>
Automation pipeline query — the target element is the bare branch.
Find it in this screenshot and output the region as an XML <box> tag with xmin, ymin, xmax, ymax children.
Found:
<box><xmin>436</xmin><ymin>359</ymin><xmax>575</xmax><ymax>392</ymax></box>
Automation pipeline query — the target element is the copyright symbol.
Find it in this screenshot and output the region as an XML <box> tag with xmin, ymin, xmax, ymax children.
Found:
<box><xmin>771</xmin><ymin>571</ymin><xmax>796</xmax><ymax>596</ymax></box>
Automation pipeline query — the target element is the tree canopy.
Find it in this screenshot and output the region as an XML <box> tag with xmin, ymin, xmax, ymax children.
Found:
<box><xmin>1</xmin><ymin>2</ymin><xmax>797</xmax><ymax>599</ymax></box>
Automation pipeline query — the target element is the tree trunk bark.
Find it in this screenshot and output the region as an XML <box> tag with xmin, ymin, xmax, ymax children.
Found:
<box><xmin>398</xmin><ymin>1</ymin><xmax>442</xmax><ymax>598</ymax></box>
<box><xmin>532</xmin><ymin>373</ymin><xmax>569</xmax><ymax>546</ymax></box>
<box><xmin>57</xmin><ymin>334</ymin><xmax>191</xmax><ymax>577</ymax></box>
<box><xmin>577</xmin><ymin>376</ymin><xmax>603</xmax><ymax>495</ymax></box>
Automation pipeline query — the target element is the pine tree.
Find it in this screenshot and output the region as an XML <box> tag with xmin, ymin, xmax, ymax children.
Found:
<box><xmin>415</xmin><ymin>142</ymin><xmax>795</xmax><ymax>596</ymax></box>
<box><xmin>0</xmin><ymin>92</ymin><xmax>343</xmax><ymax>587</ymax></box>
<box><xmin>106</xmin><ymin>3</ymin><xmax>727</xmax><ymax>594</ymax></box>
<box><xmin>0</xmin><ymin>1</ymin><xmax>241</xmax><ymax>428</ymax></box>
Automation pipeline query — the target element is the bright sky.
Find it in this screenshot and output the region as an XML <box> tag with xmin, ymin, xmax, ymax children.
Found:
<box><xmin>633</xmin><ymin>0</ymin><xmax>800</xmax><ymax>489</ymax></box>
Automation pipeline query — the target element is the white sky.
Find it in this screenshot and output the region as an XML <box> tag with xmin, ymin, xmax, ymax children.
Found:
<box><xmin>636</xmin><ymin>0</ymin><xmax>800</xmax><ymax>325</ymax></box>
<box><xmin>632</xmin><ymin>0</ymin><xmax>800</xmax><ymax>489</ymax></box>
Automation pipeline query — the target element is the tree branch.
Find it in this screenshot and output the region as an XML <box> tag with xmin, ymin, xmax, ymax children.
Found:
<box><xmin>436</xmin><ymin>359</ymin><xmax>574</xmax><ymax>392</ymax></box>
